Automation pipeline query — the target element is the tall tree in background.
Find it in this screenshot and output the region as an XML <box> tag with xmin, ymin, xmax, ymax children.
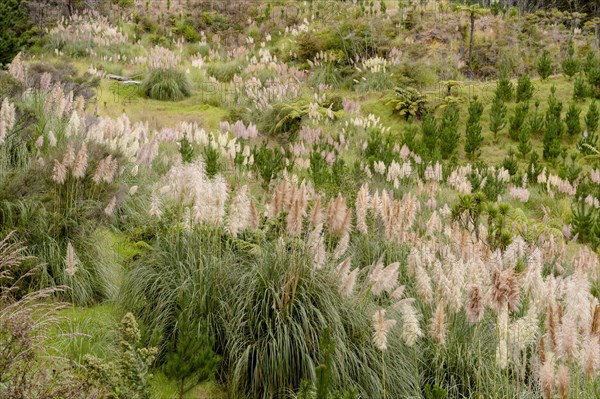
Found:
<box><xmin>457</xmin><ymin>3</ymin><xmax>489</xmax><ymax>77</ymax></box>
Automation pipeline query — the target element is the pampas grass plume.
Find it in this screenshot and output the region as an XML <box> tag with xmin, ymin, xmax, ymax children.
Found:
<box><xmin>372</xmin><ymin>308</ymin><xmax>396</xmax><ymax>351</ymax></box>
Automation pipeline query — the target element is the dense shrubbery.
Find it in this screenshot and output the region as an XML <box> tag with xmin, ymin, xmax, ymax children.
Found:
<box><xmin>2</xmin><ymin>3</ymin><xmax>600</xmax><ymax>399</ymax></box>
<box><xmin>141</xmin><ymin>68</ymin><xmax>192</xmax><ymax>101</ymax></box>
<box><xmin>121</xmin><ymin>227</ymin><xmax>422</xmax><ymax>399</ymax></box>
<box><xmin>0</xmin><ymin>0</ymin><xmax>33</xmax><ymax>65</ymax></box>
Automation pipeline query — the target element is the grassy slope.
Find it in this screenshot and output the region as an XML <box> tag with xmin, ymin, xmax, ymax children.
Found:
<box><xmin>42</xmin><ymin>228</ymin><xmax>226</xmax><ymax>397</ymax></box>
<box><xmin>33</xmin><ymin>6</ymin><xmax>598</xmax><ymax>397</ymax></box>
<box><xmin>94</xmin><ymin>78</ymin><xmax>228</xmax><ymax>131</ymax></box>
<box><xmin>360</xmin><ymin>74</ymin><xmax>594</xmax><ymax>166</ymax></box>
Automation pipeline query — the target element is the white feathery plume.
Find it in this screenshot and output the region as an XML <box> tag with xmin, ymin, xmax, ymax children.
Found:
<box><xmin>92</xmin><ymin>157</ymin><xmax>107</xmax><ymax>184</ymax></box>
<box><xmin>394</xmin><ymin>298</ymin><xmax>423</xmax><ymax>347</ymax></box>
<box><xmin>496</xmin><ymin>303</ymin><xmax>509</xmax><ymax>369</ymax></box>
<box><xmin>52</xmin><ymin>159</ymin><xmax>67</xmax><ymax>184</ymax></box>
<box><xmin>579</xmin><ymin>334</ymin><xmax>599</xmax><ymax>378</ymax></box>
<box><xmin>72</xmin><ymin>143</ymin><xmax>89</xmax><ymax>179</ymax></box>
<box><xmin>337</xmin><ymin>257</ymin><xmax>352</xmax><ymax>277</ymax></box>
<box><xmin>539</xmin><ymin>359</ymin><xmax>555</xmax><ymax>399</ymax></box>
<box><xmin>447</xmin><ymin>258</ymin><xmax>465</xmax><ymax>313</ymax></box>
<box><xmin>556</xmin><ymin>365</ymin><xmax>570</xmax><ymax>399</ymax></box>
<box><xmin>286</xmin><ymin>197</ymin><xmax>304</xmax><ymax>237</ymax></box>
<box><xmin>48</xmin><ymin>130</ymin><xmax>57</xmax><ymax>147</ymax></box>
<box><xmin>557</xmin><ymin>316</ymin><xmax>578</xmax><ymax>362</ymax></box>
<box><xmin>249</xmin><ymin>201</ymin><xmax>259</xmax><ymax>229</ymax></box>
<box><xmin>508</xmin><ymin>305</ymin><xmax>539</xmax><ymax>360</ymax></box>
<box><xmin>103</xmin><ymin>156</ymin><xmax>118</xmax><ymax>184</ymax></box>
<box><xmin>414</xmin><ymin>262</ymin><xmax>433</xmax><ymax>304</ymax></box>
<box><xmin>391</xmin><ymin>285</ymin><xmax>405</xmax><ymax>300</ymax></box>
<box><xmin>340</xmin><ymin>268</ymin><xmax>359</xmax><ymax>297</ymax></box>
<box><xmin>372</xmin><ymin>308</ymin><xmax>396</xmax><ymax>351</ymax></box>
<box><xmin>40</xmin><ymin>72</ymin><xmax>52</xmax><ymax>91</ymax></box>
<box><xmin>65</xmin><ymin>111</ymin><xmax>81</xmax><ymax>137</ymax></box>
<box><xmin>332</xmin><ymin>232</ymin><xmax>350</xmax><ymax>260</ymax></box>
<box><xmin>310</xmin><ymin>196</ymin><xmax>324</xmax><ymax>227</ymax></box>
<box><xmin>523</xmin><ymin>249</ymin><xmax>545</xmax><ymax>307</ymax></box>
<box><xmin>149</xmin><ymin>194</ymin><xmax>162</xmax><ymax>218</ymax></box>
<box><xmin>0</xmin><ymin>98</ymin><xmax>16</xmax><ymax>145</ymax></box>
<box><xmin>430</xmin><ymin>301</ymin><xmax>447</xmax><ymax>346</ymax></box>
<box><xmin>370</xmin><ymin>258</ymin><xmax>400</xmax><ymax>295</ymax></box>
<box><xmin>62</xmin><ymin>141</ymin><xmax>76</xmax><ymax>168</ymax></box>
<box><xmin>426</xmin><ymin>211</ymin><xmax>442</xmax><ymax>235</ymax></box>
<box><xmin>312</xmin><ymin>236</ymin><xmax>326</xmax><ymax>270</ymax></box>
<box><xmin>308</xmin><ymin>220</ymin><xmax>323</xmax><ymax>250</ymax></box>
<box><xmin>65</xmin><ymin>241</ymin><xmax>78</xmax><ymax>276</ymax></box>
<box><xmin>227</xmin><ymin>185</ymin><xmax>251</xmax><ymax>237</ymax></box>
<box><xmin>355</xmin><ymin>183</ymin><xmax>370</xmax><ymax>233</ymax></box>
<box><xmin>564</xmin><ymin>270</ymin><xmax>593</xmax><ymax>331</ymax></box>
<box><xmin>104</xmin><ymin>195</ymin><xmax>117</xmax><ymax>216</ymax></box>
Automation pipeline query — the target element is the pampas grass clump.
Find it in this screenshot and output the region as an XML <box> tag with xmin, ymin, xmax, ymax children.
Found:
<box><xmin>141</xmin><ymin>68</ymin><xmax>192</xmax><ymax>101</ymax></box>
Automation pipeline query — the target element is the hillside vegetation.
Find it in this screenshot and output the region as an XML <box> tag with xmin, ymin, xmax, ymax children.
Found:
<box><xmin>0</xmin><ymin>1</ymin><xmax>599</xmax><ymax>398</ymax></box>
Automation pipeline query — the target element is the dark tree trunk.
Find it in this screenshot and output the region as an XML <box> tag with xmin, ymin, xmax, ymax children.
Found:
<box><xmin>468</xmin><ymin>12</ymin><xmax>475</xmax><ymax>76</ymax></box>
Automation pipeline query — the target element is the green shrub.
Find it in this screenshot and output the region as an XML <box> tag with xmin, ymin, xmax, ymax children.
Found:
<box><xmin>171</xmin><ymin>17</ymin><xmax>201</xmax><ymax>42</ymax></box>
<box><xmin>253</xmin><ymin>142</ymin><xmax>286</xmax><ymax>187</ymax></box>
<box><xmin>421</xmin><ymin>112</ymin><xmax>438</xmax><ymax>156</ymax></box>
<box><xmin>121</xmin><ymin>228</ymin><xmax>422</xmax><ymax>399</ymax></box>
<box><xmin>0</xmin><ymin>97</ymin><xmax>125</xmax><ymax>305</ymax></box>
<box><xmin>206</xmin><ymin>60</ymin><xmax>241</xmax><ymax>83</ymax></box>
<box><xmin>0</xmin><ymin>236</ymin><xmax>97</xmax><ymax>397</ymax></box>
<box><xmin>163</xmin><ymin>315</ymin><xmax>221</xmax><ymax>399</ymax></box>
<box><xmin>543</xmin><ymin>89</ymin><xmax>564</xmax><ymax>161</ymax></box>
<box><xmin>537</xmin><ymin>50</ymin><xmax>553</xmax><ymax>80</ymax></box>
<box><xmin>387</xmin><ymin>87</ymin><xmax>428</xmax><ymax>120</ymax></box>
<box><xmin>258</xmin><ymin>99</ymin><xmax>315</xmax><ymax>141</ymax></box>
<box><xmin>296</xmin><ymin>329</ymin><xmax>359</xmax><ymax>399</ymax></box>
<box><xmin>310</xmin><ymin>64</ymin><xmax>345</xmax><ymax>88</ymax></box>
<box><xmin>464</xmin><ymin>96</ymin><xmax>484</xmax><ymax>159</ymax></box>
<box><xmin>508</xmin><ymin>102</ymin><xmax>529</xmax><ymax>141</ymax></box>
<box><xmin>489</xmin><ymin>94</ymin><xmax>507</xmax><ymax>142</ymax></box>
<box><xmin>517</xmin><ymin>124</ymin><xmax>532</xmax><ymax>157</ymax></box>
<box><xmin>495</xmin><ymin>70</ymin><xmax>513</xmax><ymax>102</ymax></box>
<box><xmin>561</xmin><ymin>41</ymin><xmax>580</xmax><ymax>78</ymax></box>
<box><xmin>502</xmin><ymin>148</ymin><xmax>519</xmax><ymax>176</ymax></box>
<box><xmin>573</xmin><ymin>75</ymin><xmax>589</xmax><ymax>101</ymax></box>
<box><xmin>198</xmin><ymin>10</ymin><xmax>230</xmax><ymax>31</ymax></box>
<box><xmin>141</xmin><ymin>68</ymin><xmax>192</xmax><ymax>101</ymax></box>
<box><xmin>83</xmin><ymin>313</ymin><xmax>158</xmax><ymax>399</ymax></box>
<box><xmin>588</xmin><ymin>65</ymin><xmax>600</xmax><ymax>98</ymax></box>
<box><xmin>528</xmin><ymin>100</ymin><xmax>544</xmax><ymax>137</ymax></box>
<box><xmin>355</xmin><ymin>71</ymin><xmax>395</xmax><ymax>92</ymax></box>
<box><xmin>582</xmin><ymin>51</ymin><xmax>598</xmax><ymax>76</ymax></box>
<box><xmin>438</xmin><ymin>106</ymin><xmax>460</xmax><ymax>160</ymax></box>
<box><xmin>515</xmin><ymin>74</ymin><xmax>534</xmax><ymax>103</ymax></box>
<box><xmin>565</xmin><ymin>102</ymin><xmax>582</xmax><ymax>136</ymax></box>
<box><xmin>571</xmin><ymin>200</ymin><xmax>599</xmax><ymax>249</ymax></box>
<box><xmin>224</xmin><ymin>240</ymin><xmax>420</xmax><ymax>399</ymax></box>
<box><xmin>0</xmin><ymin>0</ymin><xmax>33</xmax><ymax>65</ymax></box>
<box><xmin>0</xmin><ymin>71</ymin><xmax>23</xmax><ymax>99</ymax></box>
<box><xmin>585</xmin><ymin>100</ymin><xmax>599</xmax><ymax>134</ymax></box>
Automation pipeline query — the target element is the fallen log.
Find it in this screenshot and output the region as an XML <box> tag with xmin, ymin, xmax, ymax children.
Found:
<box><xmin>106</xmin><ymin>74</ymin><xmax>131</xmax><ymax>81</ymax></box>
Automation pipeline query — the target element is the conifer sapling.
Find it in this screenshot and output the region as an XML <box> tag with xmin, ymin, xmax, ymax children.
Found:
<box><xmin>537</xmin><ymin>50</ymin><xmax>553</xmax><ymax>80</ymax></box>
<box><xmin>489</xmin><ymin>94</ymin><xmax>507</xmax><ymax>142</ymax></box>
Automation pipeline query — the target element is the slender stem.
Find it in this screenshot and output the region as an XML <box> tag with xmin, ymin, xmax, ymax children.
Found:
<box><xmin>382</xmin><ymin>350</ymin><xmax>386</xmax><ymax>399</ymax></box>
